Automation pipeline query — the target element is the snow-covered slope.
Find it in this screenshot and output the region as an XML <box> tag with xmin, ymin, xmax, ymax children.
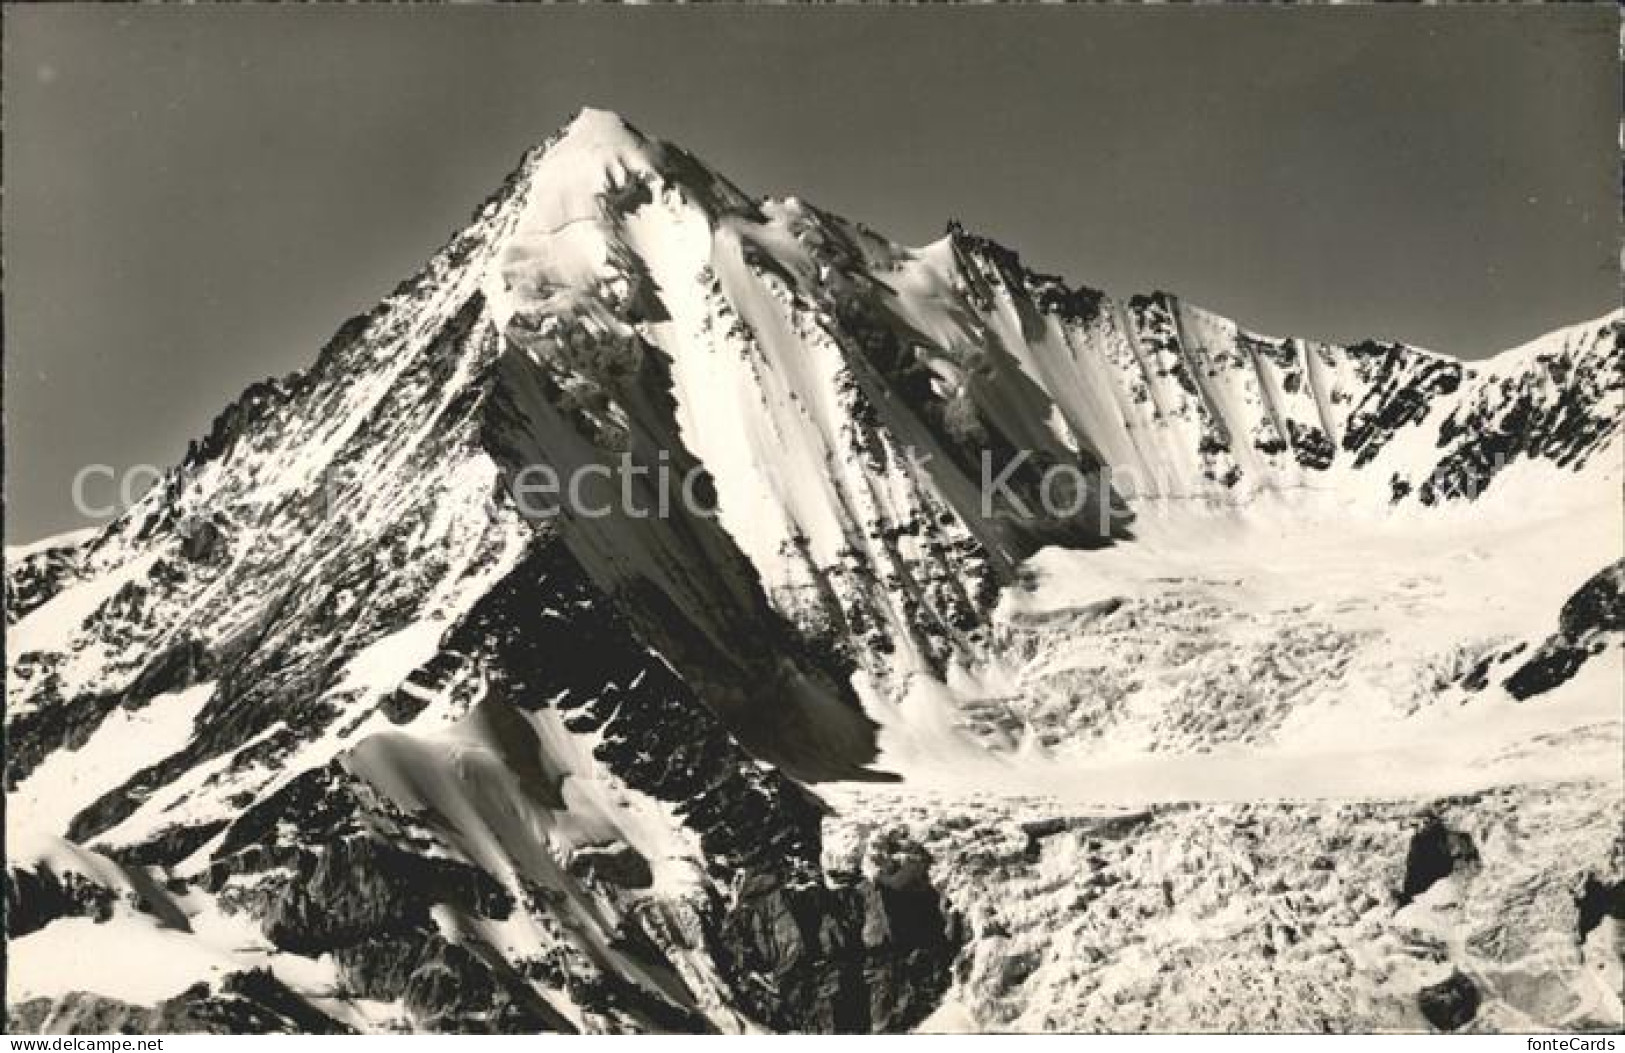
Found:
<box><xmin>6</xmin><ymin>109</ymin><xmax>1621</xmax><ymax>1034</ymax></box>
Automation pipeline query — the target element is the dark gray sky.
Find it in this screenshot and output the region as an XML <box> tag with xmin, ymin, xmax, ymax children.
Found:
<box><xmin>4</xmin><ymin>5</ymin><xmax>1618</xmax><ymax>542</ymax></box>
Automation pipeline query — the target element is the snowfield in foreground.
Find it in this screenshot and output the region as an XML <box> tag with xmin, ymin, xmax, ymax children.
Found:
<box><xmin>871</xmin><ymin>484</ymin><xmax>1622</xmax><ymax>800</ymax></box>
<box><xmin>820</xmin><ymin>489</ymin><xmax>1622</xmax><ymax>1033</ymax></box>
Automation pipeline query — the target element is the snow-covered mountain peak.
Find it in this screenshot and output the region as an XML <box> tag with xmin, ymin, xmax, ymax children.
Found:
<box><xmin>483</xmin><ymin>109</ymin><xmax>758</xmax><ymax>331</ymax></box>
<box><xmin>555</xmin><ymin>105</ymin><xmax>648</xmax><ymax>149</ymax></box>
<box><xmin>1479</xmin><ymin>307</ymin><xmax>1624</xmax><ymax>371</ymax></box>
<box><xmin>6</xmin><ymin>112</ymin><xmax>1622</xmax><ymax>1035</ymax></box>
<box><xmin>518</xmin><ymin>107</ymin><xmax>665</xmax><ymax>201</ymax></box>
<box><xmin>518</xmin><ymin>107</ymin><xmax>756</xmax><ymax>217</ymax></box>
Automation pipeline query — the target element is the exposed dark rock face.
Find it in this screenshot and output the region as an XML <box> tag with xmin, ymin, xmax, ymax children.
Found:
<box><xmin>1285</xmin><ymin>418</ymin><xmax>1336</xmax><ymax>470</ymax></box>
<box><xmin>1417</xmin><ymin>971</ymin><xmax>1481</xmax><ymax>1031</ymax></box>
<box><xmin>1505</xmin><ymin>560</ymin><xmax>1624</xmax><ymax>701</ymax></box>
<box><xmin>350</xmin><ymin>933</ymin><xmax>577</xmax><ymax>1034</ymax></box>
<box><xmin>438</xmin><ymin>537</ymin><xmax>835</xmax><ymax>883</ymax></box>
<box><xmin>4</xmin><ymin>866</ymin><xmax>117</xmax><ymax>938</ymax></box>
<box><xmin>262</xmin><ymin>836</ymin><xmax>515</xmax><ymax>955</ymax></box>
<box><xmin>710</xmin><ymin>824</ymin><xmax>958</xmax><ymax>1032</ymax></box>
<box><xmin>709</xmin><ymin>871</ymin><xmax>959</xmax><ymax>1033</ymax></box>
<box><xmin>1399</xmin><ymin>818</ymin><xmax>1480</xmax><ymax>906</ymax></box>
<box><xmin>30</xmin><ymin>296</ymin><xmax>517</xmax><ymax>852</ymax></box>
<box><xmin>4</xmin><ymin>539</ymin><xmax>85</xmax><ymax>625</ymax></box>
<box><xmin>177</xmin><ymin>514</ymin><xmax>231</xmax><ymax>564</ymax></box>
<box><xmin>1343</xmin><ymin>342</ymin><xmax>1464</xmax><ymax>470</ymax></box>
<box><xmin>434</xmin><ymin>537</ymin><xmax>963</xmax><ymax>1031</ymax></box>
<box><xmin>1127</xmin><ymin>292</ymin><xmax>1248</xmax><ymax>488</ymax></box>
<box><xmin>482</xmin><ymin>341</ymin><xmax>888</xmax><ymax>783</ymax></box>
<box><xmin>945</xmin><ymin>221</ymin><xmax>1106</xmax><ymax>327</ymax></box>
<box><xmin>104</xmin><ymin>533</ymin><xmax>963</xmax><ymax>1035</ymax></box>
<box><xmin>1421</xmin><ymin>318</ymin><xmax>1623</xmax><ymax>504</ymax></box>
<box><xmin>199</xmin><ymin>763</ymin><xmax>581</xmax><ymax>1033</ymax></box>
<box><xmin>568</xmin><ymin>843</ymin><xmax>654</xmax><ymax>890</ymax></box>
<box><xmin>7</xmin><ymin>971</ymin><xmax>353</xmax><ymax>1035</ymax></box>
<box><xmin>1576</xmin><ymin>875</ymin><xmax>1624</xmax><ymax>943</ymax></box>
<box><xmin>7</xmin><ymin>634</ymin><xmax>215</xmax><ymax>792</ymax></box>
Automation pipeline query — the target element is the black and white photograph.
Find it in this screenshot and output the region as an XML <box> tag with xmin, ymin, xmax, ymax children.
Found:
<box><xmin>3</xmin><ymin>4</ymin><xmax>1621</xmax><ymax>1039</ymax></box>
